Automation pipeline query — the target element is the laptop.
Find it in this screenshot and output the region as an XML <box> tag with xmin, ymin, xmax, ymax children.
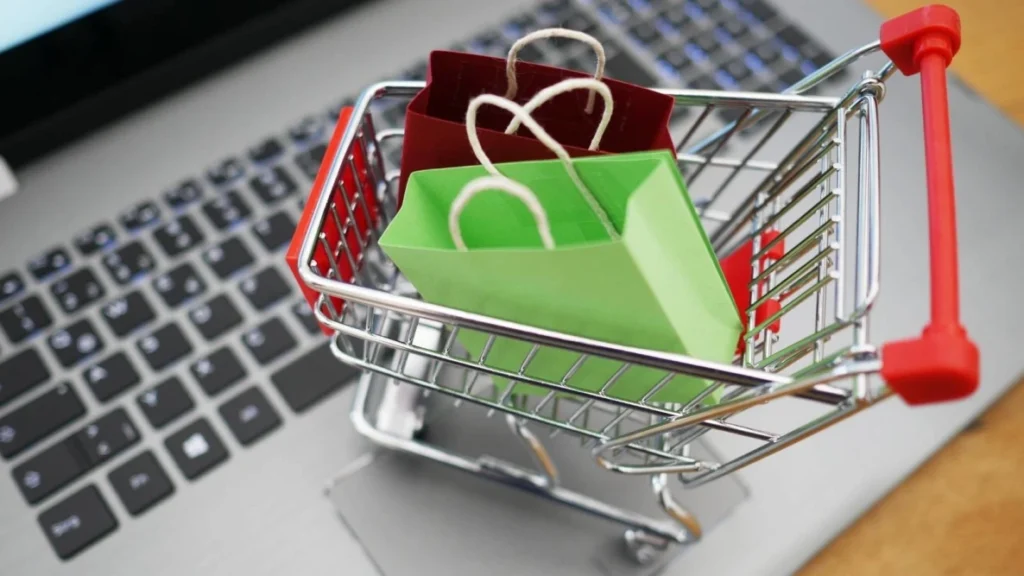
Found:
<box><xmin>2</xmin><ymin>0</ymin><xmax>1022</xmax><ymax>575</ymax></box>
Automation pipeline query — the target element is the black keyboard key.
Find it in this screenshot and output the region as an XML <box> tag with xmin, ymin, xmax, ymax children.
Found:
<box><xmin>723</xmin><ymin>58</ymin><xmax>753</xmax><ymax>83</ymax></box>
<box><xmin>470</xmin><ymin>29</ymin><xmax>505</xmax><ymax>53</ymax></box>
<box><xmin>804</xmin><ymin>46</ymin><xmax>837</xmax><ymax>69</ymax></box>
<box><xmin>219</xmin><ymin>387</ymin><xmax>281</xmax><ymax>446</ymax></box>
<box><xmin>671</xmin><ymin>105</ymin><xmax>691</xmax><ymax>123</ymax></box>
<box><xmin>401</xmin><ymin>62</ymin><xmax>427</xmax><ymax>81</ymax></box>
<box><xmin>693</xmin><ymin>30</ymin><xmax>721</xmax><ymax>54</ymax></box>
<box><xmin>202</xmin><ymin>237</ymin><xmax>255</xmax><ymax>279</ymax></box>
<box><xmin>101</xmin><ymin>290</ymin><xmax>155</xmax><ymax>337</ymax></box>
<box><xmin>119</xmin><ymin>201</ymin><xmax>161</xmax><ymax>232</ymax></box>
<box><xmin>76</xmin><ymin>408</ymin><xmax>140</xmax><ymax>466</ymax></box>
<box><xmin>272</xmin><ymin>343</ymin><xmax>358</xmax><ymax>413</ymax></box>
<box><xmin>629</xmin><ymin>21</ymin><xmax>660</xmax><ymax>46</ymax></box>
<box><xmin>777</xmin><ymin>24</ymin><xmax>809</xmax><ymax>49</ymax></box>
<box><xmin>252</xmin><ymin>212</ymin><xmax>296</xmax><ymax>252</ymax></box>
<box><xmin>28</xmin><ymin>247</ymin><xmax>71</xmax><ymax>281</ymax></box>
<box><xmin>207</xmin><ymin>157</ymin><xmax>245</xmax><ymax>186</ymax></box>
<box><xmin>659</xmin><ymin>46</ymin><xmax>692</xmax><ymax>73</ymax></box>
<box><xmin>540</xmin><ymin>0</ymin><xmax>570</xmax><ymax>14</ymax></box>
<box><xmin>738</xmin><ymin>0</ymin><xmax>776</xmax><ymax>23</ymax></box>
<box><xmin>0</xmin><ymin>271</ymin><xmax>24</xmax><ymax>304</ymax></box>
<box><xmin>51</xmin><ymin>268</ymin><xmax>105</xmax><ymax>314</ymax></box>
<box><xmin>153</xmin><ymin>215</ymin><xmax>205</xmax><ymax>257</ymax></box>
<box><xmin>190</xmin><ymin>347</ymin><xmax>246</xmax><ymax>397</ymax></box>
<box><xmin>189</xmin><ymin>294</ymin><xmax>243</xmax><ymax>341</ymax></box>
<box><xmin>153</xmin><ymin>263</ymin><xmax>206</xmax><ymax>308</ymax></box>
<box><xmin>102</xmin><ymin>241</ymin><xmax>156</xmax><ymax>285</ymax></box>
<box><xmin>291</xmin><ymin>301</ymin><xmax>321</xmax><ymax>335</ymax></box>
<box><xmin>720</xmin><ymin>16</ymin><xmax>750</xmax><ymax>40</ymax></box>
<box><xmin>660</xmin><ymin>5</ymin><xmax>692</xmax><ymax>29</ymax></box>
<box><xmin>108</xmin><ymin>451</ymin><xmax>174</xmax><ymax>516</ymax></box>
<box><xmin>73</xmin><ymin>224</ymin><xmax>117</xmax><ymax>256</ymax></box>
<box><xmin>137</xmin><ymin>323</ymin><xmax>193</xmax><ymax>371</ymax></box>
<box><xmin>0</xmin><ymin>383</ymin><xmax>85</xmax><ymax>459</ymax></box>
<box><xmin>507</xmin><ymin>13</ymin><xmax>538</xmax><ymax>35</ymax></box>
<box><xmin>596</xmin><ymin>1</ymin><xmax>630</xmax><ymax>25</ymax></box>
<box><xmin>604</xmin><ymin>52</ymin><xmax>658</xmax><ymax>87</ymax></box>
<box><xmin>753</xmin><ymin>41</ymin><xmax>780</xmax><ymax>64</ymax></box>
<box><xmin>515</xmin><ymin>43</ymin><xmax>547</xmax><ymax>64</ymax></box>
<box><xmin>0</xmin><ymin>295</ymin><xmax>53</xmax><ymax>343</ymax></box>
<box><xmin>689</xmin><ymin>75</ymin><xmax>720</xmax><ymax>90</ymax></box>
<box><xmin>163</xmin><ymin>179</ymin><xmax>204</xmax><ymax>209</ymax></box>
<box><xmin>295</xmin><ymin>144</ymin><xmax>327</xmax><ymax>180</ymax></box>
<box><xmin>240</xmin><ymin>267</ymin><xmax>291</xmax><ymax>311</ymax></box>
<box><xmin>202</xmin><ymin>190</ymin><xmax>252</xmax><ymax>231</ymax></box>
<box><xmin>249</xmin><ymin>167</ymin><xmax>298</xmax><ymax>206</ymax></box>
<box><xmin>248</xmin><ymin>138</ymin><xmax>284</xmax><ymax>164</ymax></box>
<box><xmin>137</xmin><ymin>376</ymin><xmax>194</xmax><ymax>429</ymax></box>
<box><xmin>243</xmin><ymin>318</ymin><xmax>296</xmax><ymax>366</ymax></box>
<box><xmin>84</xmin><ymin>352</ymin><xmax>140</xmax><ymax>402</ymax></box>
<box><xmin>289</xmin><ymin>116</ymin><xmax>326</xmax><ymax>143</ymax></box>
<box><xmin>780</xmin><ymin>68</ymin><xmax>804</xmax><ymax>90</ymax></box>
<box><xmin>164</xmin><ymin>418</ymin><xmax>228</xmax><ymax>480</ymax></box>
<box><xmin>49</xmin><ymin>319</ymin><xmax>104</xmax><ymax>368</ymax></box>
<box><xmin>0</xmin><ymin>348</ymin><xmax>50</xmax><ymax>407</ymax></box>
<box><xmin>13</xmin><ymin>437</ymin><xmax>89</xmax><ymax>504</ymax></box>
<box><xmin>38</xmin><ymin>485</ymin><xmax>118</xmax><ymax>560</ymax></box>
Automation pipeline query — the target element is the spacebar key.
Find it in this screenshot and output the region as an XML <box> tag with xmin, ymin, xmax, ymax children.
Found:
<box><xmin>271</xmin><ymin>344</ymin><xmax>359</xmax><ymax>413</ymax></box>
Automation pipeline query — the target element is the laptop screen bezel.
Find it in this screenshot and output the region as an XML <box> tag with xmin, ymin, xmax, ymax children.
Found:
<box><xmin>0</xmin><ymin>0</ymin><xmax>370</xmax><ymax>168</ymax></box>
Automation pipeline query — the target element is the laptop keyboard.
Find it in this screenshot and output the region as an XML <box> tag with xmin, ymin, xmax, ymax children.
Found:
<box><xmin>0</xmin><ymin>0</ymin><xmax>844</xmax><ymax>562</ymax></box>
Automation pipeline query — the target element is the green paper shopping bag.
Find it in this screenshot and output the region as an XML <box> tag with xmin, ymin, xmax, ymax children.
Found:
<box><xmin>378</xmin><ymin>83</ymin><xmax>742</xmax><ymax>405</ymax></box>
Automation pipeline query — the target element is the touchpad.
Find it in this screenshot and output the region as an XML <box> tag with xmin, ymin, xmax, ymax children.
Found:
<box><xmin>328</xmin><ymin>395</ymin><xmax>749</xmax><ymax>576</ymax></box>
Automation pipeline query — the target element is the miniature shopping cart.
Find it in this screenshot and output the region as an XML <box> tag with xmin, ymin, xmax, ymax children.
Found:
<box><xmin>286</xmin><ymin>5</ymin><xmax>977</xmax><ymax>564</ymax></box>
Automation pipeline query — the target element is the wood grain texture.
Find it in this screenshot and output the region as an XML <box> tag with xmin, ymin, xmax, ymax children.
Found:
<box><xmin>798</xmin><ymin>1</ymin><xmax>1024</xmax><ymax>574</ymax></box>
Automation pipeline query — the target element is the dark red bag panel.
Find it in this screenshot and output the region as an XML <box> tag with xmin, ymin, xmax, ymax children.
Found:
<box><xmin>397</xmin><ymin>50</ymin><xmax>677</xmax><ymax>201</ymax></box>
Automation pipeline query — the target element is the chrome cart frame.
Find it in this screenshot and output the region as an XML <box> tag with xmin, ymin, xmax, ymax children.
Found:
<box><xmin>291</xmin><ymin>7</ymin><xmax>974</xmax><ymax>563</ymax></box>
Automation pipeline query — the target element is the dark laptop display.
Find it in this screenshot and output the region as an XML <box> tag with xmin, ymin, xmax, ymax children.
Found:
<box><xmin>0</xmin><ymin>0</ymin><xmax>369</xmax><ymax>167</ymax></box>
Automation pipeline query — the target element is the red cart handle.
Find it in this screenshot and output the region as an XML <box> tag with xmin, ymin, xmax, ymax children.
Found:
<box><xmin>877</xmin><ymin>5</ymin><xmax>979</xmax><ymax>405</ymax></box>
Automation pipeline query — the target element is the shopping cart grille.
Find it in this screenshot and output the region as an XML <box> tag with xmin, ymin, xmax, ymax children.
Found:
<box><xmin>295</xmin><ymin>74</ymin><xmax>891</xmax><ymax>485</ymax></box>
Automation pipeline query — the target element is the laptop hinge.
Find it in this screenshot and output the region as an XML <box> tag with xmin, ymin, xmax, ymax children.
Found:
<box><xmin>0</xmin><ymin>156</ymin><xmax>18</xmax><ymax>202</ymax></box>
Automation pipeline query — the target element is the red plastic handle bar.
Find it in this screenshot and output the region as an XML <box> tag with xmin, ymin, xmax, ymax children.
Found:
<box><xmin>877</xmin><ymin>5</ymin><xmax>979</xmax><ymax>404</ymax></box>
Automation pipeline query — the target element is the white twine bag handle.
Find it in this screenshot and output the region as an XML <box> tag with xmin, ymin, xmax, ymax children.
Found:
<box><xmin>463</xmin><ymin>92</ymin><xmax>619</xmax><ymax>239</ymax></box>
<box><xmin>505</xmin><ymin>28</ymin><xmax>606</xmax><ymax>114</ymax></box>
<box><xmin>505</xmin><ymin>77</ymin><xmax>614</xmax><ymax>151</ymax></box>
<box><xmin>449</xmin><ymin>175</ymin><xmax>556</xmax><ymax>251</ymax></box>
<box><xmin>452</xmin><ymin>93</ymin><xmax>618</xmax><ymax>250</ymax></box>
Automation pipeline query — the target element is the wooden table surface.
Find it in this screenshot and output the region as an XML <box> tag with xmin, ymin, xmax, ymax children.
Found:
<box><xmin>797</xmin><ymin>1</ymin><xmax>1024</xmax><ymax>574</ymax></box>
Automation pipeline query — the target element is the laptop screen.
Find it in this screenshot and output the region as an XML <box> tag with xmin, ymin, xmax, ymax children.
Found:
<box><xmin>0</xmin><ymin>0</ymin><xmax>368</xmax><ymax>168</ymax></box>
<box><xmin>0</xmin><ymin>1</ymin><xmax>121</xmax><ymax>53</ymax></box>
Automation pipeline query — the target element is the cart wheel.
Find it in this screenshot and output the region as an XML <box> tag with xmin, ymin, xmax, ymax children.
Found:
<box><xmin>623</xmin><ymin>529</ymin><xmax>670</xmax><ymax>564</ymax></box>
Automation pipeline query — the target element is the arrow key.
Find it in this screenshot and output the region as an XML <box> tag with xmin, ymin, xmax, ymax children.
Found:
<box><xmin>136</xmin><ymin>377</ymin><xmax>194</xmax><ymax>430</ymax></box>
<box><xmin>75</xmin><ymin>408</ymin><xmax>140</xmax><ymax>466</ymax></box>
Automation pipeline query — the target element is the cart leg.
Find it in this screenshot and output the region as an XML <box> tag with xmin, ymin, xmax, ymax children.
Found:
<box><xmin>505</xmin><ymin>414</ymin><xmax>559</xmax><ymax>488</ymax></box>
<box><xmin>622</xmin><ymin>473</ymin><xmax>702</xmax><ymax>564</ymax></box>
<box><xmin>624</xmin><ymin>528</ymin><xmax>671</xmax><ymax>565</ymax></box>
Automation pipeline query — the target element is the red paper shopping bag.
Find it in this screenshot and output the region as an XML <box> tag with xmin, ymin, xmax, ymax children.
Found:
<box><xmin>397</xmin><ymin>47</ymin><xmax>677</xmax><ymax>201</ymax></box>
<box><xmin>286</xmin><ymin>106</ymin><xmax>381</xmax><ymax>335</ymax></box>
